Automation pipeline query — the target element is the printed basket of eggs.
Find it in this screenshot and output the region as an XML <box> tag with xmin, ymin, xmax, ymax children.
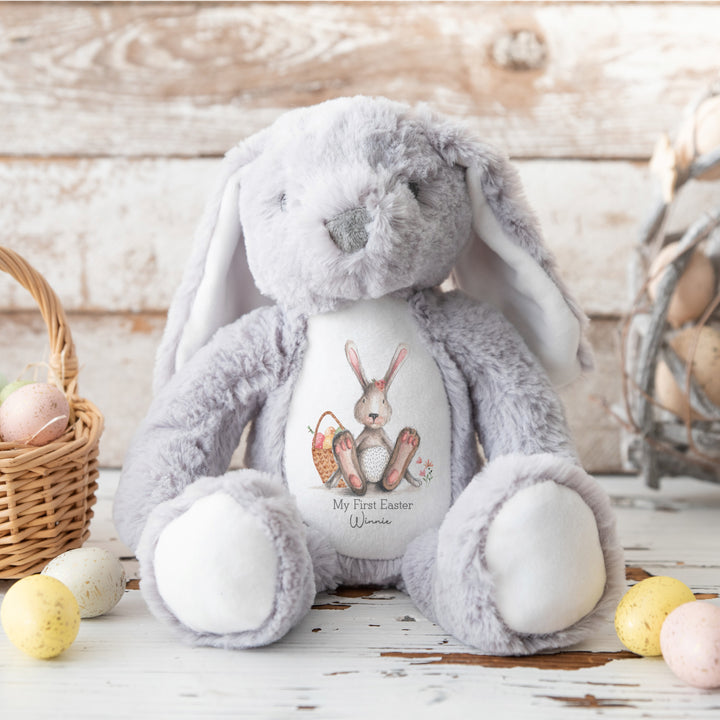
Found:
<box><xmin>310</xmin><ymin>411</ymin><xmax>347</xmax><ymax>488</ymax></box>
<box><xmin>620</xmin><ymin>83</ymin><xmax>720</xmax><ymax>488</ymax></box>
<box><xmin>0</xmin><ymin>246</ymin><xmax>103</xmax><ymax>578</ymax></box>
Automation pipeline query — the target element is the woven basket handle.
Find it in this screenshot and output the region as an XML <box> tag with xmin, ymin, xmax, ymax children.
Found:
<box><xmin>0</xmin><ymin>246</ymin><xmax>79</xmax><ymax>396</ymax></box>
<box><xmin>312</xmin><ymin>411</ymin><xmax>345</xmax><ymax>440</ymax></box>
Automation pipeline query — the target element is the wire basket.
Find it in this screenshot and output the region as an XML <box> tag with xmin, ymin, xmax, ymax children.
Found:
<box><xmin>616</xmin><ymin>84</ymin><xmax>720</xmax><ymax>488</ymax></box>
<box><xmin>0</xmin><ymin>246</ymin><xmax>103</xmax><ymax>578</ymax></box>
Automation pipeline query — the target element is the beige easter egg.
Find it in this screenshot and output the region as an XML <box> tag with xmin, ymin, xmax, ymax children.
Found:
<box><xmin>676</xmin><ymin>95</ymin><xmax>720</xmax><ymax>181</ymax></box>
<box><xmin>656</xmin><ymin>325</ymin><xmax>720</xmax><ymax>420</ymax></box>
<box><xmin>672</xmin><ymin>325</ymin><xmax>720</xmax><ymax>407</ymax></box>
<box><xmin>654</xmin><ymin>359</ymin><xmax>701</xmax><ymax>420</ymax></box>
<box><xmin>648</xmin><ymin>243</ymin><xmax>716</xmax><ymax>328</ymax></box>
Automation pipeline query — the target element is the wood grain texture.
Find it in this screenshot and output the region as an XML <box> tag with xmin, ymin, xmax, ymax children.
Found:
<box><xmin>2</xmin><ymin>2</ymin><xmax>720</xmax><ymax>157</ymax></box>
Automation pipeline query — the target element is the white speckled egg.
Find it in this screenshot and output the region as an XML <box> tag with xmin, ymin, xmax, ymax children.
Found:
<box><xmin>0</xmin><ymin>382</ymin><xmax>70</xmax><ymax>445</ymax></box>
<box><xmin>661</xmin><ymin>601</ymin><xmax>720</xmax><ymax>689</ymax></box>
<box><xmin>42</xmin><ymin>547</ymin><xmax>127</xmax><ymax>618</ymax></box>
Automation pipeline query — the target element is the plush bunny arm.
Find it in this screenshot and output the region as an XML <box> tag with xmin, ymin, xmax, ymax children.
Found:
<box><xmin>435</xmin><ymin>291</ymin><xmax>578</xmax><ymax>463</ymax></box>
<box><xmin>113</xmin><ymin>305</ymin><xmax>303</xmax><ymax>551</ymax></box>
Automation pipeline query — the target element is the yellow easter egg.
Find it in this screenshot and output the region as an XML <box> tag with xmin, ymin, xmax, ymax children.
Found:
<box><xmin>615</xmin><ymin>576</ymin><xmax>696</xmax><ymax>656</ymax></box>
<box><xmin>1</xmin><ymin>574</ymin><xmax>80</xmax><ymax>659</ymax></box>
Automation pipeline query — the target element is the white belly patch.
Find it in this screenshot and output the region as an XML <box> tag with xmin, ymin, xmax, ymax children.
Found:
<box><xmin>359</xmin><ymin>447</ymin><xmax>389</xmax><ymax>484</ymax></box>
<box><xmin>284</xmin><ymin>297</ymin><xmax>452</xmax><ymax>560</ymax></box>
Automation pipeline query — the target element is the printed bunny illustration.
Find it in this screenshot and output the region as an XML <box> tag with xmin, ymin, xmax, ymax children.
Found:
<box><xmin>114</xmin><ymin>96</ymin><xmax>624</xmax><ymax>654</ymax></box>
<box><xmin>327</xmin><ymin>341</ymin><xmax>420</xmax><ymax>495</ymax></box>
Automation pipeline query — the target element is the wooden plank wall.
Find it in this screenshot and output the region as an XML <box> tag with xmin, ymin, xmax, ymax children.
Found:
<box><xmin>1</xmin><ymin>1</ymin><xmax>719</xmax><ymax>471</ymax></box>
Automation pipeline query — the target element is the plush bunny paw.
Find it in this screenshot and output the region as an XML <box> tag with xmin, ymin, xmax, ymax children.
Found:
<box><xmin>136</xmin><ymin>471</ymin><xmax>316</xmax><ymax>648</ymax></box>
<box><xmin>484</xmin><ymin>480</ymin><xmax>606</xmax><ymax>634</ymax></box>
<box><xmin>404</xmin><ymin>454</ymin><xmax>624</xmax><ymax>655</ymax></box>
<box><xmin>153</xmin><ymin>492</ymin><xmax>278</xmax><ymax>635</ymax></box>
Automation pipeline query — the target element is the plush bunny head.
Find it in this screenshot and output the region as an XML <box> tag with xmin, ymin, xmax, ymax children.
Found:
<box><xmin>240</xmin><ymin>98</ymin><xmax>472</xmax><ymax>310</ymax></box>
<box><xmin>158</xmin><ymin>96</ymin><xmax>590</xmax><ymax>390</ymax></box>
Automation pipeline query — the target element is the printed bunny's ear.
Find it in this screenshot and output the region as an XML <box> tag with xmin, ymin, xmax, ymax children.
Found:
<box><xmin>154</xmin><ymin>140</ymin><xmax>269</xmax><ymax>392</ymax></box>
<box><xmin>449</xmin><ymin>145</ymin><xmax>592</xmax><ymax>387</ymax></box>
<box><xmin>345</xmin><ymin>341</ymin><xmax>368</xmax><ymax>387</ymax></box>
<box><xmin>384</xmin><ymin>344</ymin><xmax>409</xmax><ymax>389</ymax></box>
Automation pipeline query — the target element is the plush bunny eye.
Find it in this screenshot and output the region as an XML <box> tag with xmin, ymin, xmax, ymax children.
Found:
<box><xmin>279</xmin><ymin>193</ymin><xmax>288</xmax><ymax>212</ymax></box>
<box><xmin>408</xmin><ymin>181</ymin><xmax>421</xmax><ymax>199</ymax></box>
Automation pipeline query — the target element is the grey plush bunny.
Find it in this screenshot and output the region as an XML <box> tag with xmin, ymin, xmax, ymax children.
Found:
<box><xmin>114</xmin><ymin>96</ymin><xmax>624</xmax><ymax>653</ymax></box>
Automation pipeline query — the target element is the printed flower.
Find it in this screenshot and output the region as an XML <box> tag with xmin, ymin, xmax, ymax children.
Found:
<box><xmin>375</xmin><ymin>380</ymin><xmax>386</xmax><ymax>391</ymax></box>
<box><xmin>419</xmin><ymin>469</ymin><xmax>426</xmax><ymax>477</ymax></box>
<box><xmin>416</xmin><ymin>457</ymin><xmax>423</xmax><ymax>464</ymax></box>
<box><xmin>424</xmin><ymin>459</ymin><xmax>433</xmax><ymax>468</ymax></box>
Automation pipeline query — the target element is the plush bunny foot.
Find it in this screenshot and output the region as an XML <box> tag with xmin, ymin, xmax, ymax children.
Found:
<box><xmin>402</xmin><ymin>453</ymin><xmax>624</xmax><ymax>655</ymax></box>
<box><xmin>136</xmin><ymin>471</ymin><xmax>316</xmax><ymax>648</ymax></box>
<box><xmin>383</xmin><ymin>428</ymin><xmax>420</xmax><ymax>490</ymax></box>
<box><xmin>332</xmin><ymin>430</ymin><xmax>366</xmax><ymax>495</ymax></box>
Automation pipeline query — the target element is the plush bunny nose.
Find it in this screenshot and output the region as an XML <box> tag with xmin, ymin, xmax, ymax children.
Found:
<box><xmin>326</xmin><ymin>208</ymin><xmax>371</xmax><ymax>253</ymax></box>
<box><xmin>368</xmin><ymin>413</ymin><xmax>379</xmax><ymax>421</ymax></box>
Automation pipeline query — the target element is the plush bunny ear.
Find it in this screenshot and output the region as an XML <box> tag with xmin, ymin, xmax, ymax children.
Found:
<box><xmin>154</xmin><ymin>139</ymin><xmax>269</xmax><ymax>392</ymax></box>
<box><xmin>448</xmin><ymin>143</ymin><xmax>592</xmax><ymax>387</ymax></box>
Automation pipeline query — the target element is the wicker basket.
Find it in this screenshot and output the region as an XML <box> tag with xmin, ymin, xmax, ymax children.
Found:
<box><xmin>311</xmin><ymin>410</ymin><xmax>346</xmax><ymax>487</ymax></box>
<box><xmin>0</xmin><ymin>246</ymin><xmax>103</xmax><ymax>578</ymax></box>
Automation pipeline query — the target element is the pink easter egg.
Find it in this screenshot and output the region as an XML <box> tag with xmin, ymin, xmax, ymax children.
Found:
<box><xmin>660</xmin><ymin>601</ymin><xmax>720</xmax><ymax>689</ymax></box>
<box><xmin>0</xmin><ymin>382</ymin><xmax>70</xmax><ymax>446</ymax></box>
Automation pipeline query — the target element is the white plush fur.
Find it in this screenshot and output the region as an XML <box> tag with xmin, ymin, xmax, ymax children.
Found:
<box><xmin>154</xmin><ymin>492</ymin><xmax>278</xmax><ymax>634</ymax></box>
<box><xmin>175</xmin><ymin>168</ymin><xmax>245</xmax><ymax>373</ymax></box>
<box><xmin>485</xmin><ymin>481</ymin><xmax>606</xmax><ymax>634</ymax></box>
<box><xmin>461</xmin><ymin>171</ymin><xmax>582</xmax><ymax>386</ymax></box>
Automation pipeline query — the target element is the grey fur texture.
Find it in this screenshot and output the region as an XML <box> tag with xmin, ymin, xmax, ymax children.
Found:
<box><xmin>115</xmin><ymin>96</ymin><xmax>623</xmax><ymax>653</ymax></box>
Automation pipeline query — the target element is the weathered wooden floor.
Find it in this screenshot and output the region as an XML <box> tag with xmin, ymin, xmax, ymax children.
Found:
<box><xmin>1</xmin><ymin>470</ymin><xmax>720</xmax><ymax>718</ymax></box>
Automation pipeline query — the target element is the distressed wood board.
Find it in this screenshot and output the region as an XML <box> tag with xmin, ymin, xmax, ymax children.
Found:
<box><xmin>2</xmin><ymin>2</ymin><xmax>720</xmax><ymax>158</ymax></box>
<box><xmin>1</xmin><ymin>471</ymin><xmax>719</xmax><ymax>718</ymax></box>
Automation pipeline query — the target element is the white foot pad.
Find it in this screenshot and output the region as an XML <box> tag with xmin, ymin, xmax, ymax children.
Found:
<box><xmin>154</xmin><ymin>492</ymin><xmax>278</xmax><ymax>635</ymax></box>
<box><xmin>485</xmin><ymin>481</ymin><xmax>606</xmax><ymax>634</ymax></box>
